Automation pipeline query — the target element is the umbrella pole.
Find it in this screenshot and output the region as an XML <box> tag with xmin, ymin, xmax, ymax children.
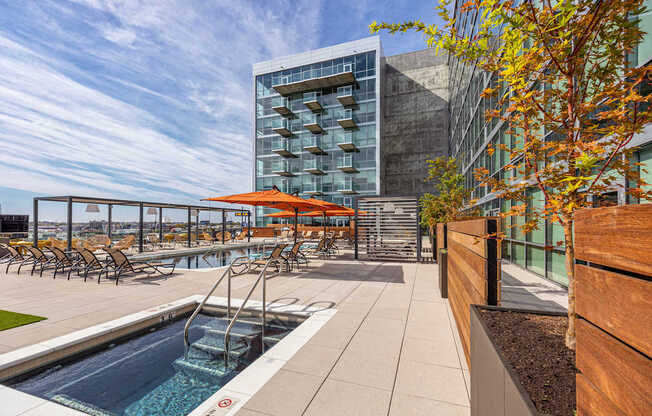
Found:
<box><xmin>323</xmin><ymin>212</ymin><xmax>326</xmax><ymax>235</ymax></box>
<box><xmin>294</xmin><ymin>208</ymin><xmax>298</xmax><ymax>244</ymax></box>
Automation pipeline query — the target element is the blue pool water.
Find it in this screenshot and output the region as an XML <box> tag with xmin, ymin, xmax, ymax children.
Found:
<box><xmin>8</xmin><ymin>313</ymin><xmax>299</xmax><ymax>415</ymax></box>
<box><xmin>159</xmin><ymin>249</ymin><xmax>249</xmax><ymax>269</ymax></box>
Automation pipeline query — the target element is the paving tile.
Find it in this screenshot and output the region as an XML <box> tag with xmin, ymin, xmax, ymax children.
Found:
<box><xmin>358</xmin><ymin>317</ymin><xmax>405</xmax><ymax>336</ymax></box>
<box><xmin>401</xmin><ymin>336</ymin><xmax>460</xmax><ymax>369</ymax></box>
<box><xmin>329</xmin><ymin>348</ymin><xmax>398</xmax><ymax>391</ymax></box>
<box><xmin>389</xmin><ymin>393</ymin><xmax>470</xmax><ymax>416</ymax></box>
<box><xmin>367</xmin><ymin>306</ymin><xmax>409</xmax><ymax>321</ymax></box>
<box><xmin>304</xmin><ymin>379</ymin><xmax>392</xmax><ymax>416</ymax></box>
<box><xmin>282</xmin><ymin>344</ymin><xmax>342</xmax><ymax>378</ymax></box>
<box><xmin>404</xmin><ymin>320</ymin><xmax>453</xmax><ymax>342</ymax></box>
<box><xmin>243</xmin><ymin>370</ymin><xmax>323</xmax><ymax>416</ymax></box>
<box><xmin>0</xmin><ymin>384</ymin><xmax>44</xmax><ymax>415</ymax></box>
<box><xmin>345</xmin><ymin>329</ymin><xmax>403</xmax><ymax>360</ymax></box>
<box><xmin>462</xmin><ymin>369</ymin><xmax>470</xmax><ymax>399</ymax></box>
<box><xmin>234</xmin><ymin>409</ymin><xmax>272</xmax><ymax>416</ymax></box>
<box><xmin>395</xmin><ymin>360</ymin><xmax>469</xmax><ymax>407</ymax></box>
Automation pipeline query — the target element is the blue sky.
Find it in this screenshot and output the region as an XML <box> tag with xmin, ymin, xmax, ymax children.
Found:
<box><xmin>0</xmin><ymin>0</ymin><xmax>441</xmax><ymax>221</ymax></box>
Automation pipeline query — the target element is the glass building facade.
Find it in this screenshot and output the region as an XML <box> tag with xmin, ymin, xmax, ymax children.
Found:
<box><xmin>449</xmin><ymin>1</ymin><xmax>652</xmax><ymax>287</ymax></box>
<box><xmin>253</xmin><ymin>38</ymin><xmax>381</xmax><ymax>226</ymax></box>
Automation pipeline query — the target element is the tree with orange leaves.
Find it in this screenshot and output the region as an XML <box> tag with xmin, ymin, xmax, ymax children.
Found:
<box><xmin>372</xmin><ymin>0</ymin><xmax>652</xmax><ymax>349</ymax></box>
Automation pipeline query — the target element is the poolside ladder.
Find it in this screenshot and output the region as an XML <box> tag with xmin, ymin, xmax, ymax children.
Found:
<box><xmin>183</xmin><ymin>254</ymin><xmax>251</xmax><ymax>360</ymax></box>
<box><xmin>223</xmin><ymin>258</ymin><xmax>274</xmax><ymax>368</ymax></box>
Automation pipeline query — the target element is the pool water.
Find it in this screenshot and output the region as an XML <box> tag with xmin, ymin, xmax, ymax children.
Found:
<box><xmin>160</xmin><ymin>249</ymin><xmax>250</xmax><ymax>269</ymax></box>
<box><xmin>8</xmin><ymin>312</ymin><xmax>299</xmax><ymax>416</ymax></box>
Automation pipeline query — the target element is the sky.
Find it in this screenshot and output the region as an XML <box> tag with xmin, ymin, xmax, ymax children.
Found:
<box><xmin>0</xmin><ymin>0</ymin><xmax>442</xmax><ymax>222</ymax></box>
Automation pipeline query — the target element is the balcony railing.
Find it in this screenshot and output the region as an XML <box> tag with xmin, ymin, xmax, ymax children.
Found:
<box><xmin>302</xmin><ymin>181</ymin><xmax>323</xmax><ymax>196</ymax></box>
<box><xmin>335</xmin><ymin>131</ymin><xmax>358</xmax><ymax>152</ymax></box>
<box><xmin>271</xmin><ymin>160</ymin><xmax>297</xmax><ymax>177</ymax></box>
<box><xmin>303</xmin><ymin>135</ymin><xmax>327</xmax><ymax>155</ymax></box>
<box><xmin>337</xmin><ymin>155</ymin><xmax>359</xmax><ymax>173</ymax></box>
<box><xmin>271</xmin><ymin>118</ymin><xmax>292</xmax><ymax>137</ymax></box>
<box><xmin>337</xmin><ymin>85</ymin><xmax>355</xmax><ymax>106</ymax></box>
<box><xmin>337</xmin><ymin>108</ymin><xmax>356</xmax><ymax>129</ymax></box>
<box><xmin>303</xmin><ymin>92</ymin><xmax>322</xmax><ymax>112</ymax></box>
<box><xmin>303</xmin><ymin>113</ymin><xmax>324</xmax><ymax>134</ymax></box>
<box><xmin>271</xmin><ymin>138</ymin><xmax>298</xmax><ymax>158</ymax></box>
<box><xmin>272</xmin><ymin>63</ymin><xmax>355</xmax><ymax>96</ymax></box>
<box><xmin>338</xmin><ymin>178</ymin><xmax>358</xmax><ymax>194</ymax></box>
<box><xmin>303</xmin><ymin>159</ymin><xmax>325</xmax><ymax>175</ymax></box>
<box><xmin>271</xmin><ymin>96</ymin><xmax>292</xmax><ymax>116</ymax></box>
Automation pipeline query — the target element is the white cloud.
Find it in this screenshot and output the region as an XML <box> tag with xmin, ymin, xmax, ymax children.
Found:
<box><xmin>0</xmin><ymin>0</ymin><xmax>323</xmax><ymax>219</ymax></box>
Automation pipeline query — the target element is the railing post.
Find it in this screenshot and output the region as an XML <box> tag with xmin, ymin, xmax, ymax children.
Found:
<box><xmin>187</xmin><ymin>207</ymin><xmax>192</xmax><ymax>248</ymax></box>
<box><xmin>354</xmin><ymin>197</ymin><xmax>359</xmax><ymax>260</ymax></box>
<box><xmin>108</xmin><ymin>204</ymin><xmax>113</xmax><ymax>241</ymax></box>
<box><xmin>33</xmin><ymin>198</ymin><xmax>38</xmax><ymax>248</ymax></box>
<box><xmin>138</xmin><ymin>202</ymin><xmax>144</xmax><ymax>253</ymax></box>
<box><xmin>262</xmin><ymin>266</ymin><xmax>266</xmax><ymax>353</ymax></box>
<box><xmin>227</xmin><ymin>267</ymin><xmax>231</xmax><ymax>319</ymax></box>
<box><xmin>416</xmin><ymin>194</ymin><xmax>422</xmax><ymax>262</ymax></box>
<box><xmin>67</xmin><ymin>196</ymin><xmax>73</xmax><ymax>252</ymax></box>
<box><xmin>222</xmin><ymin>210</ymin><xmax>226</xmax><ymax>244</ymax></box>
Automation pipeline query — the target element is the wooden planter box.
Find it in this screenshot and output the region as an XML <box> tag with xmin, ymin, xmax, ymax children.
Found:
<box><xmin>470</xmin><ymin>305</ymin><xmax>567</xmax><ymax>416</ymax></box>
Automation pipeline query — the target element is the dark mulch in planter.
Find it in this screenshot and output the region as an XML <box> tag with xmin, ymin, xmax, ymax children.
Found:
<box><xmin>480</xmin><ymin>310</ymin><xmax>576</xmax><ymax>416</ymax></box>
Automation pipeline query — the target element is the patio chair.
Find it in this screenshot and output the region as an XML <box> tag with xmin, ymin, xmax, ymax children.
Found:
<box><xmin>283</xmin><ymin>241</ymin><xmax>308</xmax><ymax>270</ymax></box>
<box><xmin>146</xmin><ymin>233</ymin><xmax>163</xmax><ymax>250</ymax></box>
<box><xmin>200</xmin><ymin>232</ymin><xmax>215</xmax><ymax>245</ymax></box>
<box><xmin>72</xmin><ymin>248</ymin><xmax>110</xmax><ymax>283</ymax></box>
<box><xmin>89</xmin><ymin>234</ymin><xmax>111</xmax><ymax>248</ymax></box>
<box><xmin>250</xmin><ymin>243</ymin><xmax>289</xmax><ymax>273</ymax></box>
<box><xmin>1</xmin><ymin>244</ymin><xmax>35</xmax><ymax>274</ymax></box>
<box><xmin>113</xmin><ymin>235</ymin><xmax>135</xmax><ymax>251</ymax></box>
<box><xmin>103</xmin><ymin>248</ymin><xmax>175</xmax><ymax>285</ymax></box>
<box><xmin>236</xmin><ymin>230</ymin><xmax>249</xmax><ymax>241</ymax></box>
<box><xmin>24</xmin><ymin>246</ymin><xmax>57</xmax><ymax>277</ymax></box>
<box><xmin>44</xmin><ymin>246</ymin><xmax>78</xmax><ymax>279</ymax></box>
<box><xmin>47</xmin><ymin>237</ymin><xmax>68</xmax><ymax>250</ymax></box>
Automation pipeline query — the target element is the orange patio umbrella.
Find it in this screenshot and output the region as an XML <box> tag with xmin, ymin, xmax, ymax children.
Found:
<box><xmin>203</xmin><ymin>187</ymin><xmax>334</xmax><ymax>243</ymax></box>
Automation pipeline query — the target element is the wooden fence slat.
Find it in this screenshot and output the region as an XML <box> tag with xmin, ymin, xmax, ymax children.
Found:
<box><xmin>576</xmin><ymin>319</ymin><xmax>652</xmax><ymax>416</ymax></box>
<box><xmin>576</xmin><ymin>374</ymin><xmax>627</xmax><ymax>416</ymax></box>
<box><xmin>574</xmin><ymin>204</ymin><xmax>652</xmax><ymax>276</ymax></box>
<box><xmin>576</xmin><ymin>264</ymin><xmax>652</xmax><ymax>357</ymax></box>
<box><xmin>436</xmin><ymin>223</ymin><xmax>446</xmax><ymax>252</ymax></box>
<box><xmin>447</xmin><ymin>218</ymin><xmax>487</xmax><ymax>237</ymax></box>
<box><xmin>448</xmin><ymin>231</ymin><xmax>487</xmax><ymax>258</ymax></box>
<box><xmin>448</xmin><ymin>239</ymin><xmax>488</xmax><ymax>300</ymax></box>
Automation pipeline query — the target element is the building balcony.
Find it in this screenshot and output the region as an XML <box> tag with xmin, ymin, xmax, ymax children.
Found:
<box><xmin>271</xmin><ymin>96</ymin><xmax>293</xmax><ymax>116</ymax></box>
<box><xmin>303</xmin><ymin>92</ymin><xmax>322</xmax><ymax>112</ymax></box>
<box><xmin>272</xmin><ymin>161</ymin><xmax>297</xmax><ymax>177</ymax></box>
<box><xmin>337</xmin><ymin>155</ymin><xmax>359</xmax><ymax>173</ymax></box>
<box><xmin>335</xmin><ymin>131</ymin><xmax>358</xmax><ymax>152</ymax></box>
<box><xmin>272</xmin><ymin>63</ymin><xmax>355</xmax><ymax>96</ymax></box>
<box><xmin>303</xmin><ymin>135</ymin><xmax>327</xmax><ymax>155</ymax></box>
<box><xmin>337</xmin><ymin>109</ymin><xmax>357</xmax><ymax>129</ymax></box>
<box><xmin>303</xmin><ymin>159</ymin><xmax>326</xmax><ymax>175</ymax></box>
<box><xmin>336</xmin><ymin>85</ymin><xmax>356</xmax><ymax>106</ymax></box>
<box><xmin>303</xmin><ymin>114</ymin><xmax>325</xmax><ymax>134</ymax></box>
<box><xmin>271</xmin><ymin>118</ymin><xmax>293</xmax><ymax>137</ymax></box>
<box><xmin>338</xmin><ymin>178</ymin><xmax>358</xmax><ymax>194</ymax></box>
<box><xmin>271</xmin><ymin>139</ymin><xmax>298</xmax><ymax>158</ymax></box>
<box><xmin>302</xmin><ymin>181</ymin><xmax>323</xmax><ymax>196</ymax></box>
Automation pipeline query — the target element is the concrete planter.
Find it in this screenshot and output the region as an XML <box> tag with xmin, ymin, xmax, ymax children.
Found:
<box><xmin>470</xmin><ymin>305</ymin><xmax>567</xmax><ymax>416</ymax></box>
<box><xmin>438</xmin><ymin>249</ymin><xmax>448</xmax><ymax>298</ymax></box>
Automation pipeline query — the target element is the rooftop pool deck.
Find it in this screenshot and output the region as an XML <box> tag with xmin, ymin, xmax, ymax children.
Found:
<box><xmin>0</xmin><ymin>251</ymin><xmax>568</xmax><ymax>415</ymax></box>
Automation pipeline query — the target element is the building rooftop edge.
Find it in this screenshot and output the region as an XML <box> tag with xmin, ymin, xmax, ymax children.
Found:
<box><xmin>252</xmin><ymin>36</ymin><xmax>382</xmax><ymax>75</ymax></box>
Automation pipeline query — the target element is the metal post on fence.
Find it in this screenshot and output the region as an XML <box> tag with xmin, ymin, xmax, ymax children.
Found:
<box><xmin>32</xmin><ymin>198</ymin><xmax>38</xmax><ymax>248</ymax></box>
<box><xmin>416</xmin><ymin>194</ymin><xmax>422</xmax><ymax>262</ymax></box>
<box><xmin>354</xmin><ymin>196</ymin><xmax>359</xmax><ymax>260</ymax></box>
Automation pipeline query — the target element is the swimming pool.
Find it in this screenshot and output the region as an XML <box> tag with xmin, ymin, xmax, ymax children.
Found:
<box><xmin>7</xmin><ymin>311</ymin><xmax>300</xmax><ymax>416</ymax></box>
<box><xmin>158</xmin><ymin>249</ymin><xmax>250</xmax><ymax>269</ymax></box>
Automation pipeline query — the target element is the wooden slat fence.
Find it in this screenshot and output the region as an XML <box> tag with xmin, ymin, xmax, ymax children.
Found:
<box><xmin>574</xmin><ymin>204</ymin><xmax>652</xmax><ymax>416</ymax></box>
<box><xmin>447</xmin><ymin>217</ymin><xmax>501</xmax><ymax>367</ymax></box>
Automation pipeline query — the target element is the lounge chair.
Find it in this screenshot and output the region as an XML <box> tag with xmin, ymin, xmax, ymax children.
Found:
<box><xmin>200</xmin><ymin>232</ymin><xmax>215</xmax><ymax>245</ymax></box>
<box><xmin>283</xmin><ymin>241</ymin><xmax>308</xmax><ymax>270</ymax></box>
<box><xmin>103</xmin><ymin>248</ymin><xmax>175</xmax><ymax>285</ymax></box>
<box><xmin>146</xmin><ymin>233</ymin><xmax>163</xmax><ymax>250</ymax></box>
<box><xmin>250</xmin><ymin>243</ymin><xmax>288</xmax><ymax>273</ymax></box>
<box><xmin>44</xmin><ymin>246</ymin><xmax>78</xmax><ymax>279</ymax></box>
<box><xmin>113</xmin><ymin>235</ymin><xmax>135</xmax><ymax>251</ymax></box>
<box><xmin>89</xmin><ymin>234</ymin><xmax>111</xmax><ymax>248</ymax></box>
<box><xmin>72</xmin><ymin>248</ymin><xmax>110</xmax><ymax>283</ymax></box>
<box><xmin>1</xmin><ymin>244</ymin><xmax>35</xmax><ymax>274</ymax></box>
<box><xmin>23</xmin><ymin>246</ymin><xmax>57</xmax><ymax>277</ymax></box>
<box><xmin>47</xmin><ymin>237</ymin><xmax>68</xmax><ymax>250</ymax></box>
<box><xmin>236</xmin><ymin>230</ymin><xmax>249</xmax><ymax>241</ymax></box>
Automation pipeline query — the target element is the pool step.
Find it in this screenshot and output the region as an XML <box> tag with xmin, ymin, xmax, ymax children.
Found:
<box><xmin>172</xmin><ymin>357</ymin><xmax>238</xmax><ymax>383</ymax></box>
<box><xmin>50</xmin><ymin>394</ymin><xmax>116</xmax><ymax>416</ymax></box>
<box><xmin>199</xmin><ymin>326</ymin><xmax>259</xmax><ymax>340</ymax></box>
<box><xmin>191</xmin><ymin>341</ymin><xmax>248</xmax><ymax>359</ymax></box>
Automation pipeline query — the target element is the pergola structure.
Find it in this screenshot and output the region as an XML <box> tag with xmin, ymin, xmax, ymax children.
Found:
<box><xmin>33</xmin><ymin>196</ymin><xmax>250</xmax><ymax>252</ymax></box>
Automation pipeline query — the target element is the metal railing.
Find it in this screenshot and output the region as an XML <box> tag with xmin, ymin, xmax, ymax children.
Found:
<box><xmin>183</xmin><ymin>254</ymin><xmax>250</xmax><ymax>359</ymax></box>
<box><xmin>224</xmin><ymin>257</ymin><xmax>274</xmax><ymax>367</ymax></box>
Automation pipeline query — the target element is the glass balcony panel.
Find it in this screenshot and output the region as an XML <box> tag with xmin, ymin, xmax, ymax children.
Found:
<box><xmin>273</xmin><ymin>62</ymin><xmax>355</xmax><ymax>95</ymax></box>
<box><xmin>271</xmin><ymin>138</ymin><xmax>297</xmax><ymax>158</ymax></box>
<box><xmin>271</xmin><ymin>96</ymin><xmax>292</xmax><ymax>116</ymax></box>
<box><xmin>303</xmin><ymin>113</ymin><xmax>324</xmax><ymax>134</ymax></box>
<box><xmin>303</xmin><ymin>91</ymin><xmax>322</xmax><ymax>111</ymax></box>
<box><xmin>303</xmin><ymin>135</ymin><xmax>326</xmax><ymax>155</ymax></box>
<box><xmin>271</xmin><ymin>118</ymin><xmax>292</xmax><ymax>137</ymax></box>
<box><xmin>335</xmin><ymin>131</ymin><xmax>357</xmax><ymax>152</ymax></box>
<box><xmin>337</xmin><ymin>86</ymin><xmax>356</xmax><ymax>106</ymax></box>
<box><xmin>271</xmin><ymin>160</ymin><xmax>296</xmax><ymax>177</ymax></box>
<box><xmin>303</xmin><ymin>159</ymin><xmax>325</xmax><ymax>175</ymax></box>
<box><xmin>337</xmin><ymin>155</ymin><xmax>358</xmax><ymax>173</ymax></box>
<box><xmin>337</xmin><ymin>109</ymin><xmax>356</xmax><ymax>129</ymax></box>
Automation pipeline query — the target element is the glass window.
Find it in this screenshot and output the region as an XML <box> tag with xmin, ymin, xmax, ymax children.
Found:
<box><xmin>547</xmin><ymin>250</ymin><xmax>568</xmax><ymax>286</ymax></box>
<box><xmin>511</xmin><ymin>242</ymin><xmax>525</xmax><ymax>267</ymax></box>
<box><xmin>526</xmin><ymin>246</ymin><xmax>545</xmax><ymax>276</ymax></box>
<box><xmin>640</xmin><ymin>145</ymin><xmax>652</xmax><ymax>202</ymax></box>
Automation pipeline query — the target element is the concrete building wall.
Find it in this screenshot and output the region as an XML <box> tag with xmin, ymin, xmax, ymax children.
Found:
<box><xmin>380</xmin><ymin>49</ymin><xmax>449</xmax><ymax>196</ymax></box>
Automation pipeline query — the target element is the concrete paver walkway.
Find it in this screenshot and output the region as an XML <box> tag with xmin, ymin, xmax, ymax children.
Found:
<box><xmin>3</xmin><ymin>253</ymin><xmax>561</xmax><ymax>415</ymax></box>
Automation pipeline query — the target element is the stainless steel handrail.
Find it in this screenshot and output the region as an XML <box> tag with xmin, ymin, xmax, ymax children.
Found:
<box><xmin>183</xmin><ymin>254</ymin><xmax>250</xmax><ymax>359</ymax></box>
<box><xmin>224</xmin><ymin>257</ymin><xmax>273</xmax><ymax>367</ymax></box>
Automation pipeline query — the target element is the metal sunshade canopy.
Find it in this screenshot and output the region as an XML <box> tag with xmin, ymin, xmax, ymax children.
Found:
<box><xmin>34</xmin><ymin>195</ymin><xmax>245</xmax><ymax>212</ymax></box>
<box><xmin>32</xmin><ymin>195</ymin><xmax>251</xmax><ymax>252</ymax></box>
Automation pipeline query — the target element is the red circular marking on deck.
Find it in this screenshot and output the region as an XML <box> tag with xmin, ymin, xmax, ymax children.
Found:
<box><xmin>218</xmin><ymin>398</ymin><xmax>233</xmax><ymax>408</ymax></box>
